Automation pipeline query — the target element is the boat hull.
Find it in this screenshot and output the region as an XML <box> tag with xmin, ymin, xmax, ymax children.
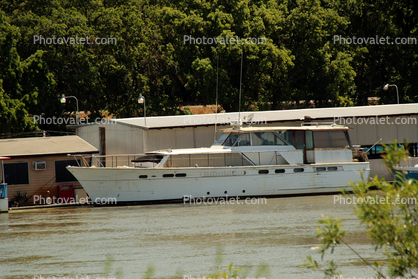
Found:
<box><xmin>67</xmin><ymin>163</ymin><xmax>370</xmax><ymax>203</ymax></box>
<box><xmin>394</xmin><ymin>167</ymin><xmax>418</xmax><ymax>181</ymax></box>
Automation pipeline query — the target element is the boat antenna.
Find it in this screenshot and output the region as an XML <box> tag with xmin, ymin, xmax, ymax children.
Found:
<box><xmin>238</xmin><ymin>51</ymin><xmax>243</xmax><ymax>124</ymax></box>
<box><xmin>214</xmin><ymin>54</ymin><xmax>219</xmax><ymax>141</ymax></box>
<box><xmin>366</xmin><ymin>138</ymin><xmax>383</xmax><ymax>154</ymax></box>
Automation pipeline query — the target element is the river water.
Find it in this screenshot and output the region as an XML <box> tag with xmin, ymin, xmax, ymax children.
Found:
<box><xmin>1</xmin><ymin>194</ymin><xmax>384</xmax><ymax>279</ymax></box>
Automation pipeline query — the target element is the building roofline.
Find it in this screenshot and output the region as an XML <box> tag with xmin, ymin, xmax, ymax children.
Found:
<box><xmin>69</xmin><ymin>103</ymin><xmax>418</xmax><ymax>130</ymax></box>
<box><xmin>0</xmin><ymin>135</ymin><xmax>99</xmax><ymax>157</ymax></box>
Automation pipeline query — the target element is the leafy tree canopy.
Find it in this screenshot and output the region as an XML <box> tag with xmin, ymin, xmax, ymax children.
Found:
<box><xmin>0</xmin><ymin>0</ymin><xmax>417</xmax><ymax>133</ymax></box>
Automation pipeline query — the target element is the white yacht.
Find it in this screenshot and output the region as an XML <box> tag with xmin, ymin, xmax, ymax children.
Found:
<box><xmin>67</xmin><ymin>120</ymin><xmax>370</xmax><ymax>203</ymax></box>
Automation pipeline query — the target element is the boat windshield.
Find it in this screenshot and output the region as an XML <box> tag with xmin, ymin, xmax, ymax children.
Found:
<box><xmin>278</xmin><ymin>130</ymin><xmax>350</xmax><ymax>149</ymax></box>
<box><xmin>223</xmin><ymin>133</ymin><xmax>240</xmax><ymax>146</ymax></box>
<box><xmin>217</xmin><ymin>132</ymin><xmax>288</xmax><ymax>147</ymax></box>
<box><xmin>251</xmin><ymin>132</ymin><xmax>286</xmax><ymax>146</ymax></box>
<box><xmin>212</xmin><ymin>134</ymin><xmax>229</xmax><ymax>146</ymax></box>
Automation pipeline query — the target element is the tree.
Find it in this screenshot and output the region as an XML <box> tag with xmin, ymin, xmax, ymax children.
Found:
<box><xmin>304</xmin><ymin>141</ymin><xmax>418</xmax><ymax>278</ymax></box>
<box><xmin>1</xmin><ymin>0</ymin><xmax>418</xmax><ymax>134</ymax></box>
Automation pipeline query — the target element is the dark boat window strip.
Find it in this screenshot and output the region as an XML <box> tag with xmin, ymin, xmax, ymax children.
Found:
<box><xmin>258</xmin><ymin>170</ymin><xmax>269</xmax><ymax>174</ymax></box>
<box><xmin>163</xmin><ymin>174</ymin><xmax>174</xmax><ymax>178</ymax></box>
<box><xmin>175</xmin><ymin>173</ymin><xmax>187</xmax><ymax>177</ymax></box>
<box><xmin>139</xmin><ymin>175</ymin><xmax>148</xmax><ymax>179</ymax></box>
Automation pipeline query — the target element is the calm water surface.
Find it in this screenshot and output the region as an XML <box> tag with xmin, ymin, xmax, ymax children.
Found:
<box><xmin>0</xmin><ymin>195</ymin><xmax>384</xmax><ymax>278</ymax></box>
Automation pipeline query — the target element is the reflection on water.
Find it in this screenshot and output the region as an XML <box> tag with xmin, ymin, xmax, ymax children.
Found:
<box><xmin>0</xmin><ymin>195</ymin><xmax>383</xmax><ymax>278</ymax></box>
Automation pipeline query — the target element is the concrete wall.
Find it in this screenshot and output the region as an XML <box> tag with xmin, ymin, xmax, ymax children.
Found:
<box><xmin>76</xmin><ymin>125</ymin><xmax>100</xmax><ymax>150</ymax></box>
<box><xmin>106</xmin><ymin>123</ymin><xmax>144</xmax><ymax>154</ymax></box>
<box><xmin>347</xmin><ymin>115</ymin><xmax>418</xmax><ymax>145</ymax></box>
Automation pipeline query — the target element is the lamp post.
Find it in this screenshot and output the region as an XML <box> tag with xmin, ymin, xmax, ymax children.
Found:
<box><xmin>138</xmin><ymin>94</ymin><xmax>146</xmax><ymax>126</ymax></box>
<box><xmin>60</xmin><ymin>94</ymin><xmax>80</xmax><ymax>122</ymax></box>
<box><xmin>383</xmin><ymin>84</ymin><xmax>399</xmax><ymax>104</ymax></box>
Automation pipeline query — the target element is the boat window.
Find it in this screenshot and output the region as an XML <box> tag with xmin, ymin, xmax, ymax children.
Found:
<box><xmin>223</xmin><ymin>133</ymin><xmax>240</xmax><ymax>146</ymax></box>
<box><xmin>212</xmin><ymin>134</ymin><xmax>228</xmax><ymax>146</ymax></box>
<box><xmin>314</xmin><ymin>131</ymin><xmax>348</xmax><ymax>148</ymax></box>
<box><xmin>163</xmin><ymin>174</ymin><xmax>174</xmax><ymax>177</ymax></box>
<box><xmin>258</xmin><ymin>170</ymin><xmax>269</xmax><ymax>174</ymax></box>
<box><xmin>175</xmin><ymin>173</ymin><xmax>187</xmax><ymax>177</ymax></box>
<box><xmin>280</xmin><ymin>131</ymin><xmax>294</xmax><ymax>146</ymax></box>
<box><xmin>237</xmin><ymin>133</ymin><xmax>251</xmax><ymax>146</ymax></box>
<box><xmin>225</xmin><ymin>153</ymin><xmax>253</xmax><ymax>166</ymax></box>
<box><xmin>164</xmin><ymin>153</ymin><xmax>253</xmax><ymax>167</ymax></box>
<box><xmin>294</xmin><ymin>168</ymin><xmax>304</xmax><ymax>173</ymax></box>
<box><xmin>295</xmin><ymin>131</ymin><xmax>304</xmax><ymax>149</ymax></box>
<box><xmin>331</xmin><ymin>131</ymin><xmax>349</xmax><ymax>148</ymax></box>
<box><xmin>315</xmin><ymin>167</ymin><xmax>326</xmax><ymax>172</ymax></box>
<box><xmin>305</xmin><ymin>131</ymin><xmax>314</xmax><ymax>150</ymax></box>
<box><xmin>275</xmin><ymin>169</ymin><xmax>285</xmax><ymax>173</ymax></box>
<box><xmin>327</xmin><ymin>166</ymin><xmax>338</xmax><ymax>171</ymax></box>
<box><xmin>313</xmin><ymin>131</ymin><xmax>329</xmax><ymax>148</ymax></box>
<box><xmin>209</xmin><ymin>153</ymin><xmax>226</xmax><ymax>167</ymax></box>
<box><xmin>251</xmin><ymin>132</ymin><xmax>285</xmax><ymax>146</ymax></box>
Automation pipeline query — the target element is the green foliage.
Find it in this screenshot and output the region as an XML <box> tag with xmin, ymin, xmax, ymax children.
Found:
<box><xmin>305</xmin><ymin>142</ymin><xmax>418</xmax><ymax>278</ymax></box>
<box><xmin>11</xmin><ymin>190</ymin><xmax>28</xmax><ymax>207</ymax></box>
<box><xmin>1</xmin><ymin>0</ymin><xmax>417</xmax><ymax>134</ymax></box>
<box><xmin>103</xmin><ymin>254</ymin><xmax>123</xmax><ymax>279</ymax></box>
<box><xmin>381</xmin><ymin>140</ymin><xmax>409</xmax><ymax>173</ymax></box>
<box><xmin>302</xmin><ymin>216</ymin><xmax>345</xmax><ymax>277</ymax></box>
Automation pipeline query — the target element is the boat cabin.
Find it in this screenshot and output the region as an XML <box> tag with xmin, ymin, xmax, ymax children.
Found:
<box><xmin>136</xmin><ymin>124</ymin><xmax>356</xmax><ymax>168</ymax></box>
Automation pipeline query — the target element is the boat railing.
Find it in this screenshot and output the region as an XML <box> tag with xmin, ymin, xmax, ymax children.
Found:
<box><xmin>68</xmin><ymin>154</ymin><xmax>146</xmax><ymax>168</ymax></box>
<box><xmin>69</xmin><ymin>148</ymin><xmax>360</xmax><ymax>169</ymax></box>
<box><xmin>400</xmin><ymin>156</ymin><xmax>418</xmax><ymax>168</ymax></box>
<box><xmin>301</xmin><ymin>122</ymin><xmax>339</xmax><ymax>127</ymax></box>
<box><xmin>69</xmin><ymin>151</ymin><xmax>292</xmax><ymax>168</ymax></box>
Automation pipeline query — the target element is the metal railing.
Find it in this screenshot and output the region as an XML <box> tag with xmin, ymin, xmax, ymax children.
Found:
<box><xmin>69</xmin><ymin>148</ymin><xmax>360</xmax><ymax>169</ymax></box>
<box><xmin>69</xmin><ymin>154</ymin><xmax>145</xmax><ymax>168</ymax></box>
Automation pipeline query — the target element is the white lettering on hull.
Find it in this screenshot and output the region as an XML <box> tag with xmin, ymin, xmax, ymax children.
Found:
<box><xmin>201</xmin><ymin>170</ymin><xmax>246</xmax><ymax>177</ymax></box>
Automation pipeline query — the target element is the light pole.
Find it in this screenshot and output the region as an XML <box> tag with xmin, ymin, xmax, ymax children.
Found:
<box><xmin>383</xmin><ymin>84</ymin><xmax>399</xmax><ymax>104</ymax></box>
<box><xmin>60</xmin><ymin>94</ymin><xmax>80</xmax><ymax>122</ymax></box>
<box><xmin>138</xmin><ymin>94</ymin><xmax>146</xmax><ymax>126</ymax></box>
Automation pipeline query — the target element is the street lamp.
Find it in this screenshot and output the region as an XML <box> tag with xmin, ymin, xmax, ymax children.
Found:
<box><xmin>60</xmin><ymin>94</ymin><xmax>80</xmax><ymax>123</ymax></box>
<box><xmin>138</xmin><ymin>94</ymin><xmax>146</xmax><ymax>126</ymax></box>
<box><xmin>383</xmin><ymin>84</ymin><xmax>399</xmax><ymax>104</ymax></box>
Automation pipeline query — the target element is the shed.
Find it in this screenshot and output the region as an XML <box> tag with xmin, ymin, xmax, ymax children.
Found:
<box><xmin>0</xmin><ymin>135</ymin><xmax>99</xmax><ymax>206</ymax></box>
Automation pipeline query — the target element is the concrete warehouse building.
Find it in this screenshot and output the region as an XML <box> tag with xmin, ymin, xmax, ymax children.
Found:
<box><xmin>72</xmin><ymin>104</ymin><xmax>418</xmax><ymax>179</ymax></box>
